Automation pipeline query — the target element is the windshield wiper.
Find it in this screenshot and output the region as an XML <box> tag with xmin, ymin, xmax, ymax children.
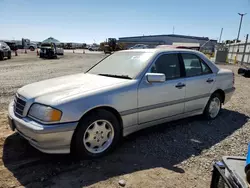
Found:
<box><xmin>98</xmin><ymin>74</ymin><xmax>132</xmax><ymax>79</ymax></box>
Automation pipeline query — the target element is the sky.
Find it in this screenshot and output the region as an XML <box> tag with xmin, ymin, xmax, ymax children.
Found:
<box><xmin>1</xmin><ymin>0</ymin><xmax>250</xmax><ymax>43</ymax></box>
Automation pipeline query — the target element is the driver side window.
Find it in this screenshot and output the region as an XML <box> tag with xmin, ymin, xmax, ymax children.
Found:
<box><xmin>150</xmin><ymin>53</ymin><xmax>181</xmax><ymax>80</ymax></box>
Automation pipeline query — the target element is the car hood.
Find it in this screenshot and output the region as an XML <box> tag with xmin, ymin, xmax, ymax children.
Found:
<box><xmin>17</xmin><ymin>73</ymin><xmax>129</xmax><ymax>104</ymax></box>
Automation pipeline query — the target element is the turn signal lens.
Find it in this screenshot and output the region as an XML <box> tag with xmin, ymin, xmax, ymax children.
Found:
<box><xmin>50</xmin><ymin>109</ymin><xmax>62</xmax><ymax>121</ymax></box>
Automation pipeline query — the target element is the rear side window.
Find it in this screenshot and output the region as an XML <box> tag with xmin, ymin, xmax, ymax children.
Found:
<box><xmin>181</xmin><ymin>53</ymin><xmax>212</xmax><ymax>77</ymax></box>
<box><xmin>151</xmin><ymin>53</ymin><xmax>181</xmax><ymax>80</ymax></box>
<box><xmin>201</xmin><ymin>60</ymin><xmax>212</xmax><ymax>74</ymax></box>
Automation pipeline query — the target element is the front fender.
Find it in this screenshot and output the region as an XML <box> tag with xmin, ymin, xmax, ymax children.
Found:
<box><xmin>57</xmin><ymin>82</ymin><xmax>138</xmax><ymax>123</ymax></box>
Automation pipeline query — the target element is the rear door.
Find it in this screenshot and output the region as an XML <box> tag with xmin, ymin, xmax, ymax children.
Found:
<box><xmin>180</xmin><ymin>53</ymin><xmax>215</xmax><ymax>113</ymax></box>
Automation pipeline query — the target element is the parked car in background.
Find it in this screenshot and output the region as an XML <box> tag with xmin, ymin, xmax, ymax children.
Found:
<box><xmin>55</xmin><ymin>43</ymin><xmax>64</xmax><ymax>55</ymax></box>
<box><xmin>39</xmin><ymin>42</ymin><xmax>64</xmax><ymax>58</ymax></box>
<box><xmin>5</xmin><ymin>41</ymin><xmax>18</xmax><ymax>51</ymax></box>
<box><xmin>88</xmin><ymin>46</ymin><xmax>99</xmax><ymax>51</ymax></box>
<box><xmin>129</xmin><ymin>44</ymin><xmax>149</xmax><ymax>49</ymax></box>
<box><xmin>8</xmin><ymin>49</ymin><xmax>235</xmax><ymax>158</ymax></box>
<box><xmin>39</xmin><ymin>43</ymin><xmax>57</xmax><ymax>59</ymax></box>
<box><xmin>0</xmin><ymin>42</ymin><xmax>11</xmax><ymax>60</ymax></box>
<box><xmin>56</xmin><ymin>47</ymin><xmax>64</xmax><ymax>55</ymax></box>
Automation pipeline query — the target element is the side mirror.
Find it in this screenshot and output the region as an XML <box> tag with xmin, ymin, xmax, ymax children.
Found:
<box><xmin>146</xmin><ymin>73</ymin><xmax>166</xmax><ymax>83</ymax></box>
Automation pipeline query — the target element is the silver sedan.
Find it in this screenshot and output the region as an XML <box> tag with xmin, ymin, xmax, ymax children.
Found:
<box><xmin>8</xmin><ymin>49</ymin><xmax>235</xmax><ymax>158</ymax></box>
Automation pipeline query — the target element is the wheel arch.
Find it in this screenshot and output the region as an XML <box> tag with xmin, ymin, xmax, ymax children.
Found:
<box><xmin>82</xmin><ymin>106</ymin><xmax>123</xmax><ymax>126</ymax></box>
<box><xmin>212</xmin><ymin>89</ymin><xmax>225</xmax><ymax>103</ymax></box>
<box><xmin>70</xmin><ymin>105</ymin><xmax>124</xmax><ymax>153</ymax></box>
<box><xmin>74</xmin><ymin>105</ymin><xmax>124</xmax><ymax>133</ymax></box>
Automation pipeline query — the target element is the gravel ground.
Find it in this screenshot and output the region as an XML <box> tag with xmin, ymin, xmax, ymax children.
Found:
<box><xmin>0</xmin><ymin>54</ymin><xmax>249</xmax><ymax>188</ymax></box>
<box><xmin>0</xmin><ymin>52</ymin><xmax>105</xmax><ymax>110</ymax></box>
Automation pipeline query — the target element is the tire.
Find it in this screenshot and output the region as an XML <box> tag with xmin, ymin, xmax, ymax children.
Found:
<box><xmin>238</xmin><ymin>68</ymin><xmax>246</xmax><ymax>75</ymax></box>
<box><xmin>29</xmin><ymin>46</ymin><xmax>35</xmax><ymax>51</ymax></box>
<box><xmin>245</xmin><ymin>69</ymin><xmax>250</xmax><ymax>78</ymax></box>
<box><xmin>48</xmin><ymin>51</ymin><xmax>53</xmax><ymax>59</ymax></box>
<box><xmin>203</xmin><ymin>93</ymin><xmax>222</xmax><ymax>120</ymax></box>
<box><xmin>0</xmin><ymin>52</ymin><xmax>3</xmax><ymax>60</ymax></box>
<box><xmin>8</xmin><ymin>51</ymin><xmax>11</xmax><ymax>59</ymax></box>
<box><xmin>72</xmin><ymin>109</ymin><xmax>121</xmax><ymax>158</ymax></box>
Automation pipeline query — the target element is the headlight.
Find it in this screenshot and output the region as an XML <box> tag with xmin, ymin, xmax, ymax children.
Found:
<box><xmin>28</xmin><ymin>104</ymin><xmax>62</xmax><ymax>122</ymax></box>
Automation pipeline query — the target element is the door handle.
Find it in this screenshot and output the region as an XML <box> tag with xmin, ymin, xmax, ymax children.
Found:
<box><xmin>175</xmin><ymin>83</ymin><xmax>185</xmax><ymax>89</ymax></box>
<box><xmin>206</xmin><ymin>78</ymin><xmax>214</xmax><ymax>83</ymax></box>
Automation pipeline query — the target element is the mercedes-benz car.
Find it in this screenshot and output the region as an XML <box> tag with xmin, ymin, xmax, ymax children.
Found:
<box><xmin>8</xmin><ymin>49</ymin><xmax>235</xmax><ymax>158</ymax></box>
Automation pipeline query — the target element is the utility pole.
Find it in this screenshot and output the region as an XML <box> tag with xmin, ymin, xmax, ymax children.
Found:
<box><xmin>236</xmin><ymin>13</ymin><xmax>247</xmax><ymax>42</ymax></box>
<box><xmin>241</xmin><ymin>34</ymin><xmax>248</xmax><ymax>65</ymax></box>
<box><xmin>219</xmin><ymin>28</ymin><xmax>223</xmax><ymax>43</ymax></box>
<box><xmin>173</xmin><ymin>26</ymin><xmax>175</xmax><ymax>34</ymax></box>
<box><xmin>231</xmin><ymin>13</ymin><xmax>247</xmax><ymax>63</ymax></box>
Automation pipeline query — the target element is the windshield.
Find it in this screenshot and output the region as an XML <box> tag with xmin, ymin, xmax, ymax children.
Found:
<box><xmin>88</xmin><ymin>52</ymin><xmax>153</xmax><ymax>79</ymax></box>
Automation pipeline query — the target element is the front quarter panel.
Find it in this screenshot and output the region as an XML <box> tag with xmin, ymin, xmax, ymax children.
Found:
<box><xmin>57</xmin><ymin>80</ymin><xmax>139</xmax><ymax>128</ymax></box>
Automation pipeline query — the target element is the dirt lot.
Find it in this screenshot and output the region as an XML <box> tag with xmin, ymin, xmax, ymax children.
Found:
<box><xmin>0</xmin><ymin>53</ymin><xmax>249</xmax><ymax>188</ymax></box>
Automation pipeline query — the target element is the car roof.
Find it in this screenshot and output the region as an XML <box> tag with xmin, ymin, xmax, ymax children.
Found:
<box><xmin>118</xmin><ymin>48</ymin><xmax>201</xmax><ymax>55</ymax></box>
<box><xmin>117</xmin><ymin>48</ymin><xmax>219</xmax><ymax>72</ymax></box>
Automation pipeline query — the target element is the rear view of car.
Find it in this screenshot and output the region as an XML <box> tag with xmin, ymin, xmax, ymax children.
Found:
<box><xmin>0</xmin><ymin>42</ymin><xmax>11</xmax><ymax>60</ymax></box>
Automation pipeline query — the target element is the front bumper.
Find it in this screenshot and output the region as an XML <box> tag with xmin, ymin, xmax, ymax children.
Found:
<box><xmin>224</xmin><ymin>87</ymin><xmax>235</xmax><ymax>104</ymax></box>
<box><xmin>8</xmin><ymin>101</ymin><xmax>78</xmax><ymax>154</ymax></box>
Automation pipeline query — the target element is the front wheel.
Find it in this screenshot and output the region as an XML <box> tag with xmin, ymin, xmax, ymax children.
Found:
<box><xmin>72</xmin><ymin>109</ymin><xmax>121</xmax><ymax>158</ymax></box>
<box><xmin>203</xmin><ymin>93</ymin><xmax>222</xmax><ymax>119</ymax></box>
<box><xmin>8</xmin><ymin>51</ymin><xmax>11</xmax><ymax>59</ymax></box>
<box><xmin>0</xmin><ymin>52</ymin><xmax>3</xmax><ymax>60</ymax></box>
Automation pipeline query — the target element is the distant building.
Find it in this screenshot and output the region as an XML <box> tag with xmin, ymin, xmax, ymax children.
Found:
<box><xmin>118</xmin><ymin>34</ymin><xmax>217</xmax><ymax>53</ymax></box>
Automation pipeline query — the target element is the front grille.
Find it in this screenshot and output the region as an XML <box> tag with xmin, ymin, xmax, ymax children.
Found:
<box><xmin>14</xmin><ymin>95</ymin><xmax>26</xmax><ymax>116</ymax></box>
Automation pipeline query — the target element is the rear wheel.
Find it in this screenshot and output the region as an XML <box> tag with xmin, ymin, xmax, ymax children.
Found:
<box><xmin>204</xmin><ymin>93</ymin><xmax>222</xmax><ymax>119</ymax></box>
<box><xmin>29</xmin><ymin>46</ymin><xmax>35</xmax><ymax>51</ymax></box>
<box><xmin>72</xmin><ymin>109</ymin><xmax>121</xmax><ymax>158</ymax></box>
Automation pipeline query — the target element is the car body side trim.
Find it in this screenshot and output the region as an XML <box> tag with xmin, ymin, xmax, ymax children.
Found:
<box><xmin>120</xmin><ymin>93</ymin><xmax>210</xmax><ymax>116</ymax></box>
<box><xmin>123</xmin><ymin>108</ymin><xmax>203</xmax><ymax>136</ymax></box>
<box><xmin>138</xmin><ymin>108</ymin><xmax>202</xmax><ymax>125</ymax></box>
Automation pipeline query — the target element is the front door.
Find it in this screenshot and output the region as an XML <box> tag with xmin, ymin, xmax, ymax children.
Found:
<box><xmin>180</xmin><ymin>53</ymin><xmax>215</xmax><ymax>113</ymax></box>
<box><xmin>138</xmin><ymin>53</ymin><xmax>186</xmax><ymax>124</ymax></box>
